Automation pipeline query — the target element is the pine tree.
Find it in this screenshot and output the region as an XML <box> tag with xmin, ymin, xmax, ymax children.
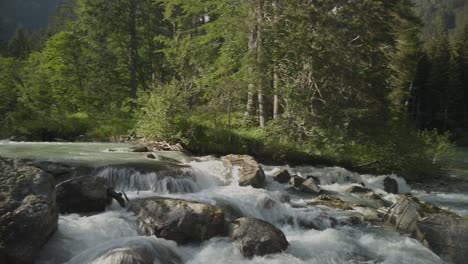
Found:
<box><xmin>8</xmin><ymin>26</ymin><xmax>32</xmax><ymax>59</ymax></box>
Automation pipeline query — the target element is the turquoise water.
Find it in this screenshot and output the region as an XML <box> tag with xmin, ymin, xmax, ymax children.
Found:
<box><xmin>0</xmin><ymin>141</ymin><xmax>191</xmax><ymax>169</ymax></box>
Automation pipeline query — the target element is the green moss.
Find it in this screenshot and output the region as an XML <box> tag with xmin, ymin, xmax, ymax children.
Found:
<box><xmin>308</xmin><ymin>197</ymin><xmax>357</xmax><ymax>211</ymax></box>
<box><xmin>418</xmin><ymin>202</ymin><xmax>460</xmax><ymax>218</ymax></box>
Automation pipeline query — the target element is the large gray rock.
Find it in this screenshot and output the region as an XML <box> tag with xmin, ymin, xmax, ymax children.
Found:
<box><xmin>227</xmin><ymin>217</ymin><xmax>289</xmax><ymax>257</ymax></box>
<box><xmin>56</xmin><ymin>176</ymin><xmax>109</xmax><ymax>214</ymax></box>
<box><xmin>222</xmin><ymin>155</ymin><xmax>265</xmax><ymax>188</ymax></box>
<box><xmin>272</xmin><ymin>169</ymin><xmax>291</xmax><ymax>183</ymax></box>
<box><xmin>0</xmin><ymin>157</ymin><xmax>58</xmax><ymax>264</ymax></box>
<box><xmin>383</xmin><ymin>197</ymin><xmax>468</xmax><ymax>264</ymax></box>
<box><xmin>383</xmin><ymin>176</ymin><xmax>398</xmax><ymax>194</ymax></box>
<box><xmin>129</xmin><ymin>197</ymin><xmax>226</xmax><ymax>244</ymax></box>
<box><xmin>417</xmin><ymin>214</ymin><xmax>468</xmax><ymax>264</ymax></box>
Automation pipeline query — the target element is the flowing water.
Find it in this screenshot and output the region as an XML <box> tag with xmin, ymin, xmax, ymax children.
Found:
<box><xmin>0</xmin><ymin>142</ymin><xmax>461</xmax><ymax>264</ymax></box>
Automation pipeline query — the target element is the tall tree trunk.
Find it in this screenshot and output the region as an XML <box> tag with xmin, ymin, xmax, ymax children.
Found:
<box><xmin>272</xmin><ymin>0</ymin><xmax>279</xmax><ymax>121</ymax></box>
<box><xmin>244</xmin><ymin>2</ymin><xmax>257</xmax><ymax>126</ymax></box>
<box><xmin>257</xmin><ymin>0</ymin><xmax>265</xmax><ymax>128</ymax></box>
<box><xmin>129</xmin><ymin>0</ymin><xmax>138</xmax><ymax>110</ymax></box>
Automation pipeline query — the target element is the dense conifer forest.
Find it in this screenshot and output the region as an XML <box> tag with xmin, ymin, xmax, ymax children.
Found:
<box><xmin>0</xmin><ymin>0</ymin><xmax>466</xmax><ymax>179</ymax></box>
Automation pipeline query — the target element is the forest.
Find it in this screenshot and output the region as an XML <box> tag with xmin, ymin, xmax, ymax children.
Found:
<box><xmin>0</xmin><ymin>0</ymin><xmax>467</xmax><ymax>180</ymax></box>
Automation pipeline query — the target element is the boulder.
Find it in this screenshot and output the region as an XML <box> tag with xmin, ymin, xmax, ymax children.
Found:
<box><xmin>227</xmin><ymin>217</ymin><xmax>289</xmax><ymax>257</ymax></box>
<box><xmin>272</xmin><ymin>169</ymin><xmax>291</xmax><ymax>183</ymax></box>
<box><xmin>0</xmin><ymin>157</ymin><xmax>58</xmax><ymax>264</ymax></box>
<box><xmin>382</xmin><ymin>197</ymin><xmax>468</xmax><ymax>264</ymax></box>
<box><xmin>346</xmin><ymin>185</ymin><xmax>372</xmax><ymax>194</ymax></box>
<box><xmin>289</xmin><ymin>176</ymin><xmax>305</xmax><ymax>188</ymax></box>
<box><xmin>417</xmin><ymin>214</ymin><xmax>468</xmax><ymax>264</ymax></box>
<box><xmin>56</xmin><ymin>176</ymin><xmax>109</xmax><ymax>214</ymax></box>
<box><xmin>222</xmin><ymin>155</ymin><xmax>265</xmax><ymax>188</ymax></box>
<box><xmin>300</xmin><ymin>178</ymin><xmax>321</xmax><ymax>194</ymax></box>
<box><xmin>383</xmin><ymin>176</ymin><xmax>398</xmax><ymax>194</ymax></box>
<box><xmin>129</xmin><ymin>197</ymin><xmax>226</xmax><ymax>244</ymax></box>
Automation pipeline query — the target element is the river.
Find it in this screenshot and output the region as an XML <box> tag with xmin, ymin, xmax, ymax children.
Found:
<box><xmin>1</xmin><ymin>141</ymin><xmax>464</xmax><ymax>264</ymax></box>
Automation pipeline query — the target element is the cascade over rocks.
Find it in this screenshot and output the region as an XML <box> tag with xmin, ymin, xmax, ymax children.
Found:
<box><xmin>222</xmin><ymin>155</ymin><xmax>265</xmax><ymax>188</ymax></box>
<box><xmin>129</xmin><ymin>197</ymin><xmax>226</xmax><ymax>244</ymax></box>
<box><xmin>56</xmin><ymin>176</ymin><xmax>110</xmax><ymax>214</ymax></box>
<box><xmin>272</xmin><ymin>168</ymin><xmax>291</xmax><ymax>183</ymax></box>
<box><xmin>227</xmin><ymin>217</ymin><xmax>289</xmax><ymax>257</ymax></box>
<box><xmin>0</xmin><ymin>157</ymin><xmax>58</xmax><ymax>264</ymax></box>
<box><xmin>383</xmin><ymin>176</ymin><xmax>398</xmax><ymax>194</ymax></box>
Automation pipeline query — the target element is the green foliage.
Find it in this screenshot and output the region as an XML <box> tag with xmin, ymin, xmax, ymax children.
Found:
<box><xmin>0</xmin><ymin>0</ymin><xmax>463</xmax><ymax>182</ymax></box>
<box><xmin>136</xmin><ymin>82</ymin><xmax>190</xmax><ymax>143</ymax></box>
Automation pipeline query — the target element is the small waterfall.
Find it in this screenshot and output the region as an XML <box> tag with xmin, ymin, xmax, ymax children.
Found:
<box><xmin>97</xmin><ymin>166</ymin><xmax>221</xmax><ymax>193</ymax></box>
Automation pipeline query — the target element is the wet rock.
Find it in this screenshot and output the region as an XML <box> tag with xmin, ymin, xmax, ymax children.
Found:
<box><xmin>300</xmin><ymin>178</ymin><xmax>321</xmax><ymax>194</ymax></box>
<box><xmin>227</xmin><ymin>217</ymin><xmax>289</xmax><ymax>257</ymax></box>
<box><xmin>0</xmin><ymin>157</ymin><xmax>58</xmax><ymax>264</ymax></box>
<box><xmin>222</xmin><ymin>155</ymin><xmax>265</xmax><ymax>188</ymax></box>
<box><xmin>289</xmin><ymin>176</ymin><xmax>305</xmax><ymax>188</ymax></box>
<box><xmin>56</xmin><ymin>176</ymin><xmax>109</xmax><ymax>214</ymax></box>
<box><xmin>30</xmin><ymin>161</ymin><xmax>95</xmax><ymax>184</ymax></box>
<box><xmin>93</xmin><ymin>246</ymin><xmax>181</xmax><ymax>264</ymax></box>
<box><xmin>146</xmin><ymin>153</ymin><xmax>156</xmax><ymax>159</ymax></box>
<box><xmin>308</xmin><ymin>195</ymin><xmax>356</xmax><ymax>211</ymax></box>
<box><xmin>383</xmin><ymin>197</ymin><xmax>468</xmax><ymax>264</ymax></box>
<box><xmin>383</xmin><ymin>176</ymin><xmax>398</xmax><ymax>194</ymax></box>
<box><xmin>272</xmin><ymin>169</ymin><xmax>291</xmax><ymax>183</ymax></box>
<box><xmin>364</xmin><ymin>192</ymin><xmax>392</xmax><ymax>208</ymax></box>
<box><xmin>129</xmin><ymin>197</ymin><xmax>226</xmax><ymax>244</ymax></box>
<box><xmin>306</xmin><ymin>175</ymin><xmax>321</xmax><ymax>185</ymax></box>
<box><xmin>346</xmin><ymin>185</ymin><xmax>372</xmax><ymax>193</ymax></box>
<box><xmin>417</xmin><ymin>214</ymin><xmax>468</xmax><ymax>264</ymax></box>
<box><xmin>354</xmin><ymin>207</ymin><xmax>380</xmax><ymax>221</ymax></box>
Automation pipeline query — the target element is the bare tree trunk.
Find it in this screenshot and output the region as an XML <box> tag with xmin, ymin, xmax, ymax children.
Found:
<box><xmin>129</xmin><ymin>0</ymin><xmax>138</xmax><ymax>110</ymax></box>
<box><xmin>272</xmin><ymin>0</ymin><xmax>279</xmax><ymax>121</ymax></box>
<box><xmin>244</xmin><ymin>2</ymin><xmax>258</xmax><ymax>126</ymax></box>
<box><xmin>257</xmin><ymin>0</ymin><xmax>265</xmax><ymax>128</ymax></box>
<box><xmin>273</xmin><ymin>69</ymin><xmax>279</xmax><ymax>120</ymax></box>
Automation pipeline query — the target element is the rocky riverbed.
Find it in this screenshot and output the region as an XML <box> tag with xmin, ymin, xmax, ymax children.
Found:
<box><xmin>0</xmin><ymin>142</ymin><xmax>467</xmax><ymax>264</ymax></box>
